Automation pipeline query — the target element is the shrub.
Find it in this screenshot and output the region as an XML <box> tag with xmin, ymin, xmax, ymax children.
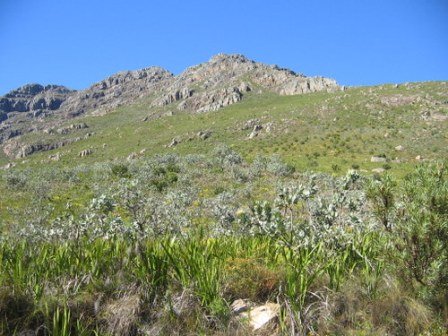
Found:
<box><xmin>111</xmin><ymin>163</ymin><xmax>131</xmax><ymax>178</ymax></box>
<box><xmin>4</xmin><ymin>170</ymin><xmax>28</xmax><ymax>190</ymax></box>
<box><xmin>395</xmin><ymin>163</ymin><xmax>448</xmax><ymax>289</ymax></box>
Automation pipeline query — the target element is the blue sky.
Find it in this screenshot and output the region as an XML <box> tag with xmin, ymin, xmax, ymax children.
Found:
<box><xmin>0</xmin><ymin>0</ymin><xmax>447</xmax><ymax>94</ymax></box>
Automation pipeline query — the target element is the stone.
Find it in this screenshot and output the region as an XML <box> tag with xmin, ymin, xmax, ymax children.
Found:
<box><xmin>230</xmin><ymin>299</ymin><xmax>249</xmax><ymax>314</ymax></box>
<box><xmin>1</xmin><ymin>162</ymin><xmax>15</xmax><ymax>170</ymax></box>
<box><xmin>79</xmin><ymin>149</ymin><xmax>92</xmax><ymax>157</ymax></box>
<box><xmin>48</xmin><ymin>153</ymin><xmax>60</xmax><ymax>161</ymax></box>
<box><xmin>13</xmin><ymin>138</ymin><xmax>82</xmax><ymax>159</ymax></box>
<box><xmin>167</xmin><ymin>138</ymin><xmax>179</xmax><ymax>147</ymax></box>
<box><xmin>371</xmin><ymin>156</ymin><xmax>387</xmax><ymax>163</ymax></box>
<box><xmin>241</xmin><ymin>118</ymin><xmax>261</xmax><ymax>130</ymax></box>
<box><xmin>372</xmin><ymin>168</ymin><xmax>385</xmax><ymax>174</ymax></box>
<box><xmin>395</xmin><ymin>145</ymin><xmax>404</xmax><ymax>151</ymax></box>
<box><xmin>240</xmin><ymin>303</ymin><xmax>280</xmax><ymax>330</ymax></box>
<box><xmin>197</xmin><ymin>130</ymin><xmax>212</xmax><ymax>140</ymax></box>
<box><xmin>238</xmin><ymin>82</ymin><xmax>251</xmax><ymax>92</ymax></box>
<box><xmin>415</xmin><ymin>155</ymin><xmax>422</xmax><ymax>161</ymax></box>
<box><xmin>248</xmin><ymin>130</ymin><xmax>258</xmax><ymax>139</ymax></box>
<box><xmin>127</xmin><ymin>152</ymin><xmax>138</xmax><ymax>160</ymax></box>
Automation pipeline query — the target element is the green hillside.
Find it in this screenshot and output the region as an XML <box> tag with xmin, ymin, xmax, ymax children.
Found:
<box><xmin>0</xmin><ymin>81</ymin><xmax>447</xmax><ymax>335</ymax></box>
<box><xmin>4</xmin><ymin>82</ymin><xmax>446</xmax><ymax>172</ymax></box>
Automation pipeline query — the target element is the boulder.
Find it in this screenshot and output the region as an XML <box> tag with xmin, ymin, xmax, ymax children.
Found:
<box><xmin>240</xmin><ymin>302</ymin><xmax>280</xmax><ymax>330</ymax></box>
<box><xmin>241</xmin><ymin>118</ymin><xmax>261</xmax><ymax>130</ymax></box>
<box><xmin>248</xmin><ymin>130</ymin><xmax>258</xmax><ymax>139</ymax></box>
<box><xmin>48</xmin><ymin>153</ymin><xmax>60</xmax><ymax>161</ymax></box>
<box><xmin>79</xmin><ymin>149</ymin><xmax>92</xmax><ymax>157</ymax></box>
<box><xmin>370</xmin><ymin>156</ymin><xmax>387</xmax><ymax>163</ymax></box>
<box><xmin>167</xmin><ymin>138</ymin><xmax>179</xmax><ymax>147</ymax></box>
<box><xmin>197</xmin><ymin>130</ymin><xmax>212</xmax><ymax>140</ymax></box>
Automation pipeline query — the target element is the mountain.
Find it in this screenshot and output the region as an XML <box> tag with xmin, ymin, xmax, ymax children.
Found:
<box><xmin>0</xmin><ymin>54</ymin><xmax>339</xmax><ymax>158</ymax></box>
<box><xmin>0</xmin><ymin>54</ymin><xmax>446</xmax><ymax>174</ymax></box>
<box><xmin>2</xmin><ymin>56</ymin><xmax>448</xmax><ymax>335</ymax></box>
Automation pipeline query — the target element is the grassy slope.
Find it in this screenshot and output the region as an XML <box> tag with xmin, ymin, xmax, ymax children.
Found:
<box><xmin>1</xmin><ymin>82</ymin><xmax>447</xmax><ymax>335</ymax></box>
<box><xmin>2</xmin><ymin>82</ymin><xmax>447</xmax><ymax>223</ymax></box>
<box><xmin>3</xmin><ymin>81</ymin><xmax>447</xmax><ymax>176</ymax></box>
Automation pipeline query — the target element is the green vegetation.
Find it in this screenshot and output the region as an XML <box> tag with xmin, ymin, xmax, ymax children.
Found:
<box><xmin>0</xmin><ymin>81</ymin><xmax>447</xmax><ymax>334</ymax></box>
<box><xmin>3</xmin><ymin>82</ymin><xmax>447</xmax><ymax>176</ymax></box>
<box><xmin>1</xmin><ymin>148</ymin><xmax>447</xmax><ymax>334</ymax></box>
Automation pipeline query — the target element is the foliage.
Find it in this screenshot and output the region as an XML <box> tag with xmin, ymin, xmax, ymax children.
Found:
<box><xmin>0</xmin><ymin>147</ymin><xmax>447</xmax><ymax>334</ymax></box>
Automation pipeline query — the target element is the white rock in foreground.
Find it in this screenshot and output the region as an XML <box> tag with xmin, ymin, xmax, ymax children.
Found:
<box><xmin>240</xmin><ymin>302</ymin><xmax>280</xmax><ymax>330</ymax></box>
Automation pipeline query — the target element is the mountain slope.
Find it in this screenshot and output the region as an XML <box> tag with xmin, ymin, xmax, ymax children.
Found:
<box><xmin>0</xmin><ymin>54</ymin><xmax>339</xmax><ymax>159</ymax></box>
<box><xmin>0</xmin><ymin>54</ymin><xmax>446</xmax><ymax>176</ymax></box>
<box><xmin>1</xmin><ymin>80</ymin><xmax>447</xmax><ymax>177</ymax></box>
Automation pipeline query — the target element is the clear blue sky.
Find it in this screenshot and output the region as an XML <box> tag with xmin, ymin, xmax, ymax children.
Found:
<box><xmin>1</xmin><ymin>0</ymin><xmax>447</xmax><ymax>94</ymax></box>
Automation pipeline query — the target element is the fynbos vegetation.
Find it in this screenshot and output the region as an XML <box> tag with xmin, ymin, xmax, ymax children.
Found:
<box><xmin>1</xmin><ymin>148</ymin><xmax>447</xmax><ymax>335</ymax></box>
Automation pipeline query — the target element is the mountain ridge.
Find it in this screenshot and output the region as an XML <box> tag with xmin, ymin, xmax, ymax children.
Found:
<box><xmin>0</xmin><ymin>54</ymin><xmax>341</xmax><ymax>158</ymax></box>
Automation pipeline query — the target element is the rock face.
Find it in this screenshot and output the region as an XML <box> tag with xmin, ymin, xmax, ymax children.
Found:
<box><xmin>0</xmin><ymin>84</ymin><xmax>72</xmax><ymax>115</ymax></box>
<box><xmin>0</xmin><ymin>53</ymin><xmax>339</xmax><ymax>158</ymax></box>
<box><xmin>152</xmin><ymin>53</ymin><xmax>339</xmax><ymax>113</ymax></box>
<box><xmin>61</xmin><ymin>67</ymin><xmax>173</xmax><ymax>117</ymax></box>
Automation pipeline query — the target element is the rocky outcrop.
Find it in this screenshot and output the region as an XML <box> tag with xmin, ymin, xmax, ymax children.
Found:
<box><xmin>153</xmin><ymin>87</ymin><xmax>193</xmax><ymax>106</ymax></box>
<box><xmin>4</xmin><ymin>137</ymin><xmax>83</xmax><ymax>159</ymax></box>
<box><xmin>55</xmin><ymin>123</ymin><xmax>88</xmax><ymax>135</ymax></box>
<box><xmin>61</xmin><ymin>67</ymin><xmax>173</xmax><ymax>117</ymax></box>
<box><xmin>0</xmin><ymin>53</ymin><xmax>339</xmax><ymax>158</ymax></box>
<box><xmin>0</xmin><ymin>68</ymin><xmax>173</xmax><ymax>157</ymax></box>
<box><xmin>0</xmin><ymin>84</ymin><xmax>72</xmax><ymax>114</ymax></box>
<box><xmin>151</xmin><ymin>53</ymin><xmax>339</xmax><ymax>113</ymax></box>
<box><xmin>178</xmin><ymin>86</ymin><xmax>244</xmax><ymax>113</ymax></box>
<box><xmin>79</xmin><ymin>149</ymin><xmax>93</xmax><ymax>157</ymax></box>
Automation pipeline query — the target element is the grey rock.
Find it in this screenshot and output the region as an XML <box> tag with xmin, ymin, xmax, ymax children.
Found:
<box><xmin>264</xmin><ymin>122</ymin><xmax>273</xmax><ymax>133</ymax></box>
<box><xmin>56</xmin><ymin>123</ymin><xmax>88</xmax><ymax>135</ymax></box>
<box><xmin>48</xmin><ymin>153</ymin><xmax>60</xmax><ymax>161</ymax></box>
<box><xmin>167</xmin><ymin>138</ymin><xmax>180</xmax><ymax>147</ymax></box>
<box><xmin>79</xmin><ymin>149</ymin><xmax>93</xmax><ymax>157</ymax></box>
<box><xmin>253</xmin><ymin>124</ymin><xmax>263</xmax><ymax>132</ymax></box>
<box><xmin>230</xmin><ymin>299</ymin><xmax>250</xmax><ymax>314</ymax></box>
<box><xmin>370</xmin><ymin>156</ymin><xmax>387</xmax><ymax>163</ymax></box>
<box><xmin>197</xmin><ymin>130</ymin><xmax>212</xmax><ymax>140</ymax></box>
<box><xmin>0</xmin><ymin>54</ymin><xmax>339</xmax><ymax>157</ymax></box>
<box><xmin>14</xmin><ymin>137</ymin><xmax>82</xmax><ymax>158</ymax></box>
<box><xmin>151</xmin><ymin>53</ymin><xmax>339</xmax><ymax>113</ymax></box>
<box><xmin>1</xmin><ymin>162</ymin><xmax>15</xmax><ymax>170</ymax></box>
<box><xmin>248</xmin><ymin>130</ymin><xmax>258</xmax><ymax>139</ymax></box>
<box><xmin>241</xmin><ymin>118</ymin><xmax>261</xmax><ymax>130</ymax></box>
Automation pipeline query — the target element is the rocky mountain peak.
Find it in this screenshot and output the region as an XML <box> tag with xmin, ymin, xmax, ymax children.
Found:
<box><xmin>209</xmin><ymin>53</ymin><xmax>252</xmax><ymax>64</ymax></box>
<box><xmin>152</xmin><ymin>53</ymin><xmax>340</xmax><ymax>113</ymax></box>
<box><xmin>0</xmin><ymin>54</ymin><xmax>341</xmax><ymax>158</ymax></box>
<box><xmin>59</xmin><ymin>66</ymin><xmax>173</xmax><ymax>118</ymax></box>
<box><xmin>4</xmin><ymin>83</ymin><xmax>72</xmax><ymax>99</ymax></box>
<box><xmin>0</xmin><ymin>83</ymin><xmax>74</xmax><ymax>117</ymax></box>
<box><xmin>91</xmin><ymin>66</ymin><xmax>173</xmax><ymax>91</ymax></box>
